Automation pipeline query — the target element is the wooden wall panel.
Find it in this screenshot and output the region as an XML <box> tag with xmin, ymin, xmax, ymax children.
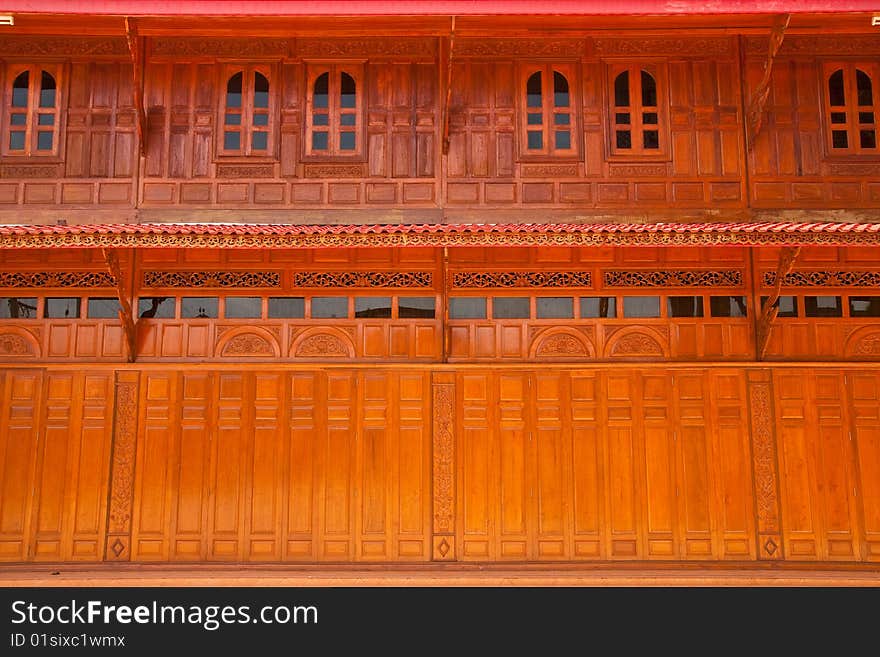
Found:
<box><xmin>848</xmin><ymin>371</ymin><xmax>880</xmax><ymax>561</ymax></box>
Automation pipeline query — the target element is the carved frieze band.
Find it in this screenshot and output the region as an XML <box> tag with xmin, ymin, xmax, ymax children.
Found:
<box><xmin>0</xmin><ymin>271</ymin><xmax>116</xmax><ymax>288</ymax></box>
<box><xmin>747</xmin><ymin>372</ymin><xmax>783</xmax><ymax>561</ymax></box>
<box><xmin>432</xmin><ymin>377</ymin><xmax>455</xmax><ymax>562</ymax></box>
<box><xmin>297</xmin><ymin>38</ymin><xmax>436</xmax><ymax>57</ymax></box>
<box><xmin>604</xmin><ymin>269</ymin><xmax>742</xmax><ymax>287</ymax></box>
<box><xmin>456</xmin><ymin>38</ymin><xmax>584</xmax><ymax>57</ymax></box>
<box><xmin>0</xmin><ymin>165</ymin><xmax>61</xmax><ymax>178</ymax></box>
<box><xmin>521</xmin><ymin>164</ymin><xmax>579</xmax><ymax>178</ymax></box>
<box><xmin>594</xmin><ymin>37</ymin><xmax>732</xmax><ymax>56</ymax></box>
<box><xmin>216</xmin><ymin>164</ymin><xmax>276</xmax><ymax>178</ymax></box>
<box><xmin>303</xmin><ymin>164</ymin><xmax>368</xmax><ymax>178</ymax></box>
<box><xmin>763</xmin><ymin>270</ymin><xmax>880</xmax><ymax>287</ymax></box>
<box><xmin>453</xmin><ymin>271</ymin><xmax>592</xmax><ymax>288</ymax></box>
<box><xmin>105</xmin><ymin>372</ymin><xmax>139</xmax><ymax>562</ymax></box>
<box><xmin>745</xmin><ymin>35</ymin><xmax>880</xmax><ymax>56</ymax></box>
<box><xmin>0</xmin><ymin>36</ymin><xmax>128</xmax><ymax>56</ymax></box>
<box><xmin>142</xmin><ymin>271</ymin><xmax>281</xmax><ymax>288</ymax></box>
<box><xmin>294</xmin><ymin>271</ymin><xmax>432</xmax><ymax>288</ymax></box>
<box><xmin>150</xmin><ymin>37</ymin><xmax>290</xmax><ymax>57</ymax></box>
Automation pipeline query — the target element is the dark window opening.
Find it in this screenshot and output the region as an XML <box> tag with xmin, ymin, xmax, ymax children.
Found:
<box><xmin>449</xmin><ymin>297</ymin><xmax>486</xmax><ymax>319</ymax></box>
<box><xmin>224</xmin><ymin>297</ymin><xmax>262</xmax><ymax>319</ymax></box>
<box><xmin>311</xmin><ymin>296</ymin><xmax>348</xmax><ymax>319</ymax></box>
<box><xmin>0</xmin><ymin>297</ymin><xmax>37</xmax><ymax>319</ymax></box>
<box><xmin>181</xmin><ymin>297</ymin><xmax>218</xmax><ymax>319</ymax></box>
<box><xmin>667</xmin><ymin>296</ymin><xmax>704</xmax><ymax>318</ymax></box>
<box><xmin>398</xmin><ymin>297</ymin><xmax>436</xmax><ymax>319</ymax></box>
<box><xmin>580</xmin><ymin>297</ymin><xmax>616</xmax><ymax>319</ymax></box>
<box><xmin>44</xmin><ymin>297</ymin><xmax>81</xmax><ymax>319</ymax></box>
<box><xmin>268</xmin><ymin>297</ymin><xmax>305</xmax><ymax>319</ymax></box>
<box><xmin>623</xmin><ymin>296</ymin><xmax>661</xmax><ymax>318</ymax></box>
<box><xmin>849</xmin><ymin>296</ymin><xmax>880</xmax><ymax>317</ymax></box>
<box><xmin>87</xmin><ymin>298</ymin><xmax>121</xmax><ymax>319</ymax></box>
<box><xmin>355</xmin><ymin>297</ymin><xmax>392</xmax><ymax>319</ymax></box>
<box><xmin>492</xmin><ymin>297</ymin><xmax>530</xmax><ymax>319</ymax></box>
<box><xmin>804</xmin><ymin>295</ymin><xmax>842</xmax><ymax>318</ymax></box>
<box><xmin>710</xmin><ymin>296</ymin><xmax>748</xmax><ymax>318</ymax></box>
<box><xmin>761</xmin><ymin>295</ymin><xmax>798</xmax><ymax>318</ymax></box>
<box><xmin>138</xmin><ymin>297</ymin><xmax>176</xmax><ymax>319</ymax></box>
<box><xmin>536</xmin><ymin>297</ymin><xmax>574</xmax><ymax>319</ymax></box>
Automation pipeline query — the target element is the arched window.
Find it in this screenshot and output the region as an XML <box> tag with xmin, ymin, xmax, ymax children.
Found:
<box><xmin>220</xmin><ymin>67</ymin><xmax>273</xmax><ymax>156</ymax></box>
<box><xmin>825</xmin><ymin>64</ymin><xmax>878</xmax><ymax>155</ymax></box>
<box><xmin>306</xmin><ymin>66</ymin><xmax>363</xmax><ymax>158</ymax></box>
<box><xmin>521</xmin><ymin>65</ymin><xmax>576</xmax><ymax>158</ymax></box>
<box><xmin>610</xmin><ymin>65</ymin><xmax>666</xmax><ymax>157</ymax></box>
<box><xmin>4</xmin><ymin>66</ymin><xmax>61</xmax><ymax>156</ymax></box>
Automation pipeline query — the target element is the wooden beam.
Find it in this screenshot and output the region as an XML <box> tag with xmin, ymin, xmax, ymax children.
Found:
<box><xmin>103</xmin><ymin>248</ymin><xmax>138</xmax><ymax>363</ymax></box>
<box><xmin>756</xmin><ymin>245</ymin><xmax>800</xmax><ymax>359</ymax></box>
<box><xmin>124</xmin><ymin>16</ymin><xmax>147</xmax><ymax>157</ymax></box>
<box><xmin>441</xmin><ymin>16</ymin><xmax>456</xmax><ymax>155</ymax></box>
<box><xmin>746</xmin><ymin>13</ymin><xmax>790</xmax><ymax>151</ymax></box>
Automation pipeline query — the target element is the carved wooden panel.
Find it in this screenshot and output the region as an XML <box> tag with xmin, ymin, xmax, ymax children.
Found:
<box><xmin>105</xmin><ymin>371</ymin><xmax>140</xmax><ymax>561</ymax></box>
<box><xmin>142</xmin><ymin>271</ymin><xmax>281</xmax><ymax>288</ymax></box>
<box><xmin>847</xmin><ymin>371</ymin><xmax>880</xmax><ymax>561</ymax></box>
<box><xmin>747</xmin><ymin>370</ymin><xmax>783</xmax><ymax>559</ymax></box>
<box><xmin>432</xmin><ymin>373</ymin><xmax>456</xmax><ymax>560</ymax></box>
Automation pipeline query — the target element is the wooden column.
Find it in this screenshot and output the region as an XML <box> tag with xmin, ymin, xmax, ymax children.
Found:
<box><xmin>104</xmin><ymin>371</ymin><xmax>140</xmax><ymax>561</ymax></box>
<box><xmin>746</xmin><ymin>369</ymin><xmax>784</xmax><ymax>560</ymax></box>
<box><xmin>432</xmin><ymin>371</ymin><xmax>456</xmax><ymax>560</ymax></box>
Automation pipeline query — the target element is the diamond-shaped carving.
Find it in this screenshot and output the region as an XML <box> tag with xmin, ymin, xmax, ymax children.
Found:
<box><xmin>763</xmin><ymin>538</ymin><xmax>778</xmax><ymax>556</ymax></box>
<box><xmin>438</xmin><ymin>538</ymin><xmax>450</xmax><ymax>557</ymax></box>
<box><xmin>111</xmin><ymin>538</ymin><xmax>125</xmax><ymax>557</ymax></box>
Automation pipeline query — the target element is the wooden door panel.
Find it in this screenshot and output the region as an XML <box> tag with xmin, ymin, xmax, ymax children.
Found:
<box><xmin>849</xmin><ymin>372</ymin><xmax>880</xmax><ymax>560</ymax></box>
<box><xmin>248</xmin><ymin>374</ymin><xmax>285</xmax><ymax>561</ymax></box>
<box><xmin>173</xmin><ymin>373</ymin><xmax>211</xmax><ymax>560</ymax></box>
<box><xmin>605</xmin><ymin>373</ymin><xmax>641</xmax><ymax>558</ymax></box>
<box><xmin>569</xmin><ymin>372</ymin><xmax>603</xmax><ymax>559</ymax></box>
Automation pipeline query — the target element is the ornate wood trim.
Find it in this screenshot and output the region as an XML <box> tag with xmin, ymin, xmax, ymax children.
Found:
<box><xmin>746</xmin><ymin>14</ymin><xmax>790</xmax><ymax>151</ymax></box>
<box><xmin>450</xmin><ymin>38</ymin><xmax>583</xmax><ymax>57</ymax></box>
<box><xmin>757</xmin><ymin>246</ymin><xmax>801</xmax><ymax>359</ymax></box>
<box><xmin>149</xmin><ymin>37</ymin><xmax>290</xmax><ymax>57</ymax></box>
<box><xmin>142</xmin><ymin>270</ymin><xmax>281</xmax><ymax>288</ymax></box>
<box><xmin>747</xmin><ymin>370</ymin><xmax>783</xmax><ymax>561</ymax></box>
<box><xmin>0</xmin><ymin>271</ymin><xmax>116</xmax><ymax>288</ymax></box>
<box><xmin>432</xmin><ymin>373</ymin><xmax>455</xmax><ymax>561</ymax></box>
<box><xmin>762</xmin><ymin>270</ymin><xmax>880</xmax><ymax>287</ymax></box>
<box><xmin>603</xmin><ymin>269</ymin><xmax>742</xmax><ymax>287</ymax></box>
<box><xmin>453</xmin><ymin>271</ymin><xmax>591</xmax><ymax>288</ymax></box>
<box><xmin>593</xmin><ymin>37</ymin><xmax>732</xmax><ymax>56</ymax></box>
<box><xmin>297</xmin><ymin>37</ymin><xmax>436</xmax><ymax>57</ymax></box>
<box><xmin>104</xmin><ymin>371</ymin><xmax>140</xmax><ymax>562</ymax></box>
<box><xmin>0</xmin><ymin>36</ymin><xmax>128</xmax><ymax>57</ymax></box>
<box><xmin>294</xmin><ymin>271</ymin><xmax>432</xmax><ymax>288</ymax></box>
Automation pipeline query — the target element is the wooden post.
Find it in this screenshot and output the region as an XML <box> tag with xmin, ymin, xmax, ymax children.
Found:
<box><xmin>124</xmin><ymin>16</ymin><xmax>147</xmax><ymax>156</ymax></box>
<box><xmin>747</xmin><ymin>369</ymin><xmax>784</xmax><ymax>560</ymax></box>
<box><xmin>756</xmin><ymin>245</ymin><xmax>800</xmax><ymax>359</ymax></box>
<box><xmin>104</xmin><ymin>370</ymin><xmax>140</xmax><ymax>561</ymax></box>
<box><xmin>432</xmin><ymin>371</ymin><xmax>456</xmax><ymax>560</ymax></box>
<box><xmin>103</xmin><ymin>248</ymin><xmax>138</xmax><ymax>363</ymax></box>
<box><xmin>746</xmin><ymin>13</ymin><xmax>790</xmax><ymax>151</ymax></box>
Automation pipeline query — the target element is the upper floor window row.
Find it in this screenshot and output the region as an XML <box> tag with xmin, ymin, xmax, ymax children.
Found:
<box><xmin>825</xmin><ymin>63</ymin><xmax>879</xmax><ymax>156</ymax></box>
<box><xmin>3</xmin><ymin>65</ymin><xmax>61</xmax><ymax>157</ymax></box>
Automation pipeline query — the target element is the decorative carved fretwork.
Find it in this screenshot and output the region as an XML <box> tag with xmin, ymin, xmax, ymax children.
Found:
<box><xmin>456</xmin><ymin>38</ymin><xmax>584</xmax><ymax>57</ymax></box>
<box><xmin>608</xmin><ymin>331</ymin><xmax>665</xmax><ymax>357</ymax></box>
<box><xmin>603</xmin><ymin>269</ymin><xmax>742</xmax><ymax>287</ymax></box>
<box><xmin>297</xmin><ymin>38</ymin><xmax>436</xmax><ymax>57</ymax></box>
<box><xmin>594</xmin><ymin>37</ymin><xmax>732</xmax><ymax>56</ymax></box>
<box><xmin>746</xmin><ymin>14</ymin><xmax>790</xmax><ymax>151</ymax></box>
<box><xmin>103</xmin><ymin>249</ymin><xmax>138</xmax><ymax>363</ymax></box>
<box><xmin>747</xmin><ymin>371</ymin><xmax>783</xmax><ymax>560</ymax></box>
<box><xmin>0</xmin><ymin>36</ymin><xmax>128</xmax><ymax>56</ymax></box>
<box><xmin>0</xmin><ymin>165</ymin><xmax>61</xmax><ymax>178</ymax></box>
<box><xmin>763</xmin><ymin>270</ymin><xmax>880</xmax><ymax>287</ymax></box>
<box><xmin>0</xmin><ymin>271</ymin><xmax>115</xmax><ymax>288</ymax></box>
<box><xmin>150</xmin><ymin>37</ymin><xmax>290</xmax><ymax>57</ymax></box>
<box><xmin>303</xmin><ymin>164</ymin><xmax>367</xmax><ymax>178</ymax></box>
<box><xmin>745</xmin><ymin>34</ymin><xmax>880</xmax><ymax>56</ymax></box>
<box><xmin>757</xmin><ymin>246</ymin><xmax>800</xmax><ymax>360</ymax></box>
<box><xmin>105</xmin><ymin>373</ymin><xmax>139</xmax><ymax>562</ymax></box>
<box><xmin>220</xmin><ymin>332</ymin><xmax>276</xmax><ymax>357</ymax></box>
<box><xmin>609</xmin><ymin>164</ymin><xmax>667</xmax><ymax>177</ymax></box>
<box><xmin>0</xmin><ymin>332</ymin><xmax>36</xmax><ymax>357</ymax></box>
<box><xmin>521</xmin><ymin>164</ymin><xmax>579</xmax><ymax>178</ymax></box>
<box><xmin>432</xmin><ymin>374</ymin><xmax>455</xmax><ymax>561</ymax></box>
<box><xmin>294</xmin><ymin>271</ymin><xmax>432</xmax><ymax>288</ymax></box>
<box><xmin>142</xmin><ymin>271</ymin><xmax>280</xmax><ymax>288</ymax></box>
<box><xmin>293</xmin><ymin>332</ymin><xmax>353</xmax><ymax>358</ymax></box>
<box><xmin>453</xmin><ymin>271</ymin><xmax>591</xmax><ymax>288</ymax></box>
<box><xmin>216</xmin><ymin>164</ymin><xmax>275</xmax><ymax>178</ymax></box>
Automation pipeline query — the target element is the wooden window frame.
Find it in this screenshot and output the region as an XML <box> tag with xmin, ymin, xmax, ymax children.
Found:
<box><xmin>517</xmin><ymin>62</ymin><xmax>581</xmax><ymax>162</ymax></box>
<box><xmin>2</xmin><ymin>62</ymin><xmax>64</xmax><ymax>160</ymax></box>
<box><xmin>822</xmin><ymin>61</ymin><xmax>880</xmax><ymax>159</ymax></box>
<box><xmin>216</xmin><ymin>63</ymin><xmax>278</xmax><ymax>161</ymax></box>
<box><xmin>302</xmin><ymin>62</ymin><xmax>366</xmax><ymax>162</ymax></box>
<box><xmin>606</xmin><ymin>61</ymin><xmax>670</xmax><ymax>161</ymax></box>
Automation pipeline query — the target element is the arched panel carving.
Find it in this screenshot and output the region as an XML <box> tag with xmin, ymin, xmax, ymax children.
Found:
<box><xmin>845</xmin><ymin>326</ymin><xmax>880</xmax><ymax>359</ymax></box>
<box><xmin>604</xmin><ymin>327</ymin><xmax>669</xmax><ymax>359</ymax></box>
<box><xmin>0</xmin><ymin>328</ymin><xmax>40</xmax><ymax>358</ymax></box>
<box><xmin>215</xmin><ymin>326</ymin><xmax>281</xmax><ymax>358</ymax></box>
<box><xmin>290</xmin><ymin>327</ymin><xmax>355</xmax><ymax>359</ymax></box>
<box><xmin>528</xmin><ymin>328</ymin><xmax>595</xmax><ymax>360</ymax></box>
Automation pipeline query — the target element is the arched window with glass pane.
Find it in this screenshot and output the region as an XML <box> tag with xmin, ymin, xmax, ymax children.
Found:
<box><xmin>219</xmin><ymin>66</ymin><xmax>273</xmax><ymax>157</ymax></box>
<box><xmin>521</xmin><ymin>64</ymin><xmax>577</xmax><ymax>158</ymax></box>
<box><xmin>4</xmin><ymin>66</ymin><xmax>61</xmax><ymax>157</ymax></box>
<box><xmin>824</xmin><ymin>63</ymin><xmax>879</xmax><ymax>155</ymax></box>
<box><xmin>306</xmin><ymin>65</ymin><xmax>363</xmax><ymax>158</ymax></box>
<box><xmin>609</xmin><ymin>64</ymin><xmax>667</xmax><ymax>158</ymax></box>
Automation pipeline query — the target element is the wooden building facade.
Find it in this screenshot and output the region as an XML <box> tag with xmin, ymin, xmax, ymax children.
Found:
<box><xmin>0</xmin><ymin>2</ymin><xmax>879</xmax><ymax>579</ymax></box>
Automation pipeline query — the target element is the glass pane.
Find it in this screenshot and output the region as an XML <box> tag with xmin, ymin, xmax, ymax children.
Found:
<box><xmin>313</xmin><ymin>113</ymin><xmax>329</xmax><ymax>126</ymax></box>
<box><xmin>340</xmin><ymin>131</ymin><xmax>356</xmax><ymax>150</ymax></box>
<box><xmin>10</xmin><ymin>113</ymin><xmax>26</xmax><ymax>125</ymax></box>
<box><xmin>12</xmin><ymin>71</ymin><xmax>29</xmax><ymax>107</ymax></box>
<box><xmin>224</xmin><ymin>297</ymin><xmax>262</xmax><ymax>319</ymax></box>
<box><xmin>615</xmin><ymin>112</ymin><xmax>630</xmax><ymax>125</ymax></box>
<box><xmin>527</xmin><ymin>112</ymin><xmax>543</xmax><ymax>125</ymax></box>
<box><xmin>9</xmin><ymin>131</ymin><xmax>24</xmax><ymax>150</ymax></box>
<box><xmin>849</xmin><ymin>296</ymin><xmax>880</xmax><ymax>317</ymax></box>
<box><xmin>224</xmin><ymin>131</ymin><xmax>240</xmax><ymax>150</ymax></box>
<box><xmin>0</xmin><ymin>297</ymin><xmax>37</xmax><ymax>319</ymax></box>
<box><xmin>641</xmin><ymin>70</ymin><xmax>657</xmax><ymax>106</ymax></box>
<box><xmin>138</xmin><ymin>297</ymin><xmax>175</xmax><ymax>319</ymax></box>
<box><xmin>667</xmin><ymin>296</ymin><xmax>704</xmax><ymax>318</ymax></box>
<box><xmin>252</xmin><ymin>131</ymin><xmax>267</xmax><ymax>150</ymax></box>
<box><xmin>340</xmin><ymin>113</ymin><xmax>356</xmax><ymax>126</ymax></box>
<box><xmin>37</xmin><ymin>113</ymin><xmax>54</xmax><ymax>126</ymax></box>
<box><xmin>313</xmin><ymin>72</ymin><xmax>329</xmax><ymax>108</ymax></box>
<box><xmin>527</xmin><ymin>71</ymin><xmax>542</xmax><ymax>108</ymax></box>
<box><xmin>44</xmin><ymin>297</ymin><xmax>81</xmax><ymax>319</ymax></box>
<box><xmin>830</xmin><ymin>111</ymin><xmax>847</xmax><ymax>124</ymax></box>
<box><xmin>253</xmin><ymin>113</ymin><xmax>269</xmax><ymax>126</ymax></box>
<box><xmin>555</xmin><ymin>130</ymin><xmax>571</xmax><ymax>149</ymax></box>
<box><xmin>312</xmin><ymin>131</ymin><xmax>328</xmax><ymax>150</ymax></box>
<box><xmin>553</xmin><ymin>71</ymin><xmax>569</xmax><ymax>107</ymax></box>
<box><xmin>623</xmin><ymin>296</ymin><xmax>660</xmax><ymax>318</ymax></box>
<box><xmin>536</xmin><ymin>297</ymin><xmax>573</xmax><ymax>319</ymax></box>
<box><xmin>828</xmin><ymin>69</ymin><xmax>845</xmax><ymax>106</ymax></box>
<box><xmin>181</xmin><ymin>297</ymin><xmax>218</xmax><ymax>318</ymax></box>
<box><xmin>527</xmin><ymin>130</ymin><xmax>543</xmax><ymax>149</ymax></box>
<box><xmin>37</xmin><ymin>131</ymin><xmax>53</xmax><ymax>150</ymax></box>
<box><xmin>643</xmin><ymin>130</ymin><xmax>659</xmax><ymax>149</ymax></box>
<box><xmin>267</xmin><ymin>297</ymin><xmax>305</xmax><ymax>319</ymax></box>
<box><xmin>253</xmin><ymin>72</ymin><xmax>269</xmax><ymax>108</ymax></box>
<box><xmin>614</xmin><ymin>71</ymin><xmax>630</xmax><ymax>107</ymax></box>
<box><xmin>643</xmin><ymin>112</ymin><xmax>658</xmax><ymax>124</ymax></box>
<box><xmin>492</xmin><ymin>297</ymin><xmax>530</xmax><ymax>319</ymax></box>
<box><xmin>87</xmin><ymin>297</ymin><xmax>121</xmax><ymax>319</ymax></box>
<box><xmin>226</xmin><ymin>72</ymin><xmax>243</xmax><ymax>108</ymax></box>
<box><xmin>340</xmin><ymin>72</ymin><xmax>356</xmax><ymax>108</ymax></box>
<box><xmin>554</xmin><ymin>113</ymin><xmax>570</xmax><ymax>125</ymax></box>
<box><xmin>225</xmin><ymin>112</ymin><xmax>241</xmax><ymax>125</ymax></box>
<box><xmin>311</xmin><ymin>297</ymin><xmax>348</xmax><ymax>319</ymax></box>
<box><xmin>859</xmin><ymin>111</ymin><xmax>875</xmax><ymax>124</ymax></box>
<box><xmin>857</xmin><ymin>69</ymin><xmax>873</xmax><ymax>106</ymax></box>
<box><xmin>355</xmin><ymin>297</ymin><xmax>391</xmax><ymax>318</ymax></box>
<box><xmin>761</xmin><ymin>295</ymin><xmax>798</xmax><ymax>318</ymax></box>
<box><xmin>832</xmin><ymin>130</ymin><xmax>848</xmax><ymax>148</ymax></box>
<box><xmin>710</xmin><ymin>295</ymin><xmax>748</xmax><ymax>318</ymax></box>
<box><xmin>860</xmin><ymin>129</ymin><xmax>876</xmax><ymax>149</ymax></box>
<box><xmin>449</xmin><ymin>297</ymin><xmax>486</xmax><ymax>319</ymax></box>
<box><xmin>398</xmin><ymin>297</ymin><xmax>435</xmax><ymax>319</ymax></box>
<box><xmin>39</xmin><ymin>71</ymin><xmax>56</xmax><ymax>108</ymax></box>
<box><xmin>580</xmin><ymin>296</ymin><xmax>616</xmax><ymax>319</ymax></box>
<box><xmin>804</xmin><ymin>295</ymin><xmax>842</xmax><ymax>317</ymax></box>
<box><xmin>616</xmin><ymin>130</ymin><xmax>631</xmax><ymax>149</ymax></box>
